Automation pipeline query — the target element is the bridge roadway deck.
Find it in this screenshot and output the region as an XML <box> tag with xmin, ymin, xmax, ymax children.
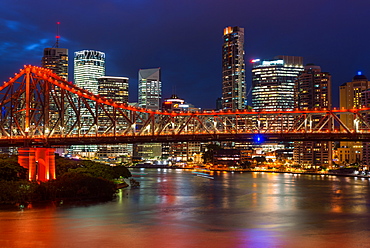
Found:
<box><xmin>0</xmin><ymin>132</ymin><xmax>370</xmax><ymax>147</ymax></box>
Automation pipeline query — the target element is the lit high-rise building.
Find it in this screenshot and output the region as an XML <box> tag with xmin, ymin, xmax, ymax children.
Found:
<box><xmin>96</xmin><ymin>76</ymin><xmax>132</xmax><ymax>159</ymax></box>
<box><xmin>41</xmin><ymin>45</ymin><xmax>69</xmax><ymax>157</ymax></box>
<box><xmin>293</xmin><ymin>64</ymin><xmax>332</xmax><ymax>168</ymax></box>
<box><xmin>338</xmin><ymin>73</ymin><xmax>370</xmax><ymax>165</ymax></box>
<box><xmin>138</xmin><ymin>68</ymin><xmax>161</xmax><ymax>110</ymax></box>
<box><xmin>74</xmin><ymin>50</ymin><xmax>105</xmax><ymax>94</ymax></box>
<box><xmin>98</xmin><ymin>76</ymin><xmax>129</xmax><ymax>103</ymax></box>
<box><xmin>222</xmin><ymin>26</ymin><xmax>246</xmax><ymax>110</ymax></box>
<box><xmin>42</xmin><ymin>48</ymin><xmax>68</xmax><ymax>80</ymax></box>
<box><xmin>252</xmin><ymin>56</ymin><xmax>304</xmax><ymax>111</ymax></box>
<box><xmin>339</xmin><ymin>73</ymin><xmax>370</xmax><ymax>129</ymax></box>
<box><xmin>136</xmin><ymin>68</ymin><xmax>162</xmax><ymax>160</ymax></box>
<box><xmin>72</xmin><ymin>50</ymin><xmax>105</xmax><ymax>158</ymax></box>
<box><xmin>251</xmin><ymin>56</ymin><xmax>303</xmax><ymax>162</ymax></box>
<box><xmin>361</xmin><ymin>89</ymin><xmax>370</xmax><ymax>168</ymax></box>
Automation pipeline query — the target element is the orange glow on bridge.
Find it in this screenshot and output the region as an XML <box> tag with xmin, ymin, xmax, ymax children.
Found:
<box><xmin>18</xmin><ymin>148</ymin><xmax>56</xmax><ymax>182</ymax></box>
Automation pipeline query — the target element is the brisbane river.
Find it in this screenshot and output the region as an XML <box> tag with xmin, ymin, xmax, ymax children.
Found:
<box><xmin>1</xmin><ymin>169</ymin><xmax>370</xmax><ymax>248</ymax></box>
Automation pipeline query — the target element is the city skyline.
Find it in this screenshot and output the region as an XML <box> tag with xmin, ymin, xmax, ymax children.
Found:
<box><xmin>0</xmin><ymin>0</ymin><xmax>369</xmax><ymax>109</ymax></box>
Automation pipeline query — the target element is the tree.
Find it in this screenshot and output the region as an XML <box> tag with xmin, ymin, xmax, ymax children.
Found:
<box><xmin>202</xmin><ymin>144</ymin><xmax>221</xmax><ymax>163</ymax></box>
<box><xmin>47</xmin><ymin>172</ymin><xmax>117</xmax><ymax>201</ymax></box>
<box><xmin>112</xmin><ymin>165</ymin><xmax>132</xmax><ymax>178</ymax></box>
<box><xmin>0</xmin><ymin>155</ymin><xmax>27</xmax><ymax>181</ymax></box>
<box><xmin>254</xmin><ymin>156</ymin><xmax>267</xmax><ymax>166</ymax></box>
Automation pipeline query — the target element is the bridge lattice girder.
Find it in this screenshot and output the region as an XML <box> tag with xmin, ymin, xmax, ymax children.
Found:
<box><xmin>1</xmin><ymin>65</ymin><xmax>370</xmax><ymax>147</ymax></box>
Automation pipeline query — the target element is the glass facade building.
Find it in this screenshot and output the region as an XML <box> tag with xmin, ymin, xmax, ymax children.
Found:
<box><xmin>136</xmin><ymin>68</ymin><xmax>162</xmax><ymax>160</ymax></box>
<box><xmin>74</xmin><ymin>50</ymin><xmax>105</xmax><ymax>94</ymax></box>
<box><xmin>222</xmin><ymin>26</ymin><xmax>246</xmax><ymax>110</ymax></box>
<box><xmin>293</xmin><ymin>65</ymin><xmax>332</xmax><ymax>168</ymax></box>
<box><xmin>98</xmin><ymin>76</ymin><xmax>129</xmax><ymax>103</ymax></box>
<box><xmin>252</xmin><ymin>56</ymin><xmax>303</xmax><ymax>111</ymax></box>
<box><xmin>72</xmin><ymin>50</ymin><xmax>106</xmax><ymax>158</ymax></box>
<box><xmin>42</xmin><ymin>48</ymin><xmax>69</xmax><ymax>81</ymax></box>
<box><xmin>338</xmin><ymin>73</ymin><xmax>370</xmax><ymax>165</ymax></box>
<box><xmin>96</xmin><ymin>76</ymin><xmax>132</xmax><ymax>159</ymax></box>
<box><xmin>138</xmin><ymin>68</ymin><xmax>161</xmax><ymax>110</ymax></box>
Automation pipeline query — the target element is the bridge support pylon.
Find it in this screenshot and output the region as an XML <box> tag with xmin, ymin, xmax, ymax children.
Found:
<box><xmin>18</xmin><ymin>148</ymin><xmax>56</xmax><ymax>182</ymax></box>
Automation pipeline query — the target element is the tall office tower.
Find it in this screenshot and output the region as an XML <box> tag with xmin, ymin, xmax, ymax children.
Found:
<box><xmin>96</xmin><ymin>76</ymin><xmax>132</xmax><ymax>159</ymax></box>
<box><xmin>338</xmin><ymin>73</ymin><xmax>370</xmax><ymax>165</ymax></box>
<box><xmin>41</xmin><ymin>42</ymin><xmax>69</xmax><ymax>156</ymax></box>
<box><xmin>136</xmin><ymin>68</ymin><xmax>162</xmax><ymax>160</ymax></box>
<box><xmin>293</xmin><ymin>64</ymin><xmax>332</xmax><ymax>168</ymax></box>
<box><xmin>72</xmin><ymin>50</ymin><xmax>105</xmax><ymax>158</ymax></box>
<box><xmin>138</xmin><ymin>68</ymin><xmax>161</xmax><ymax>110</ymax></box>
<box><xmin>252</xmin><ymin>56</ymin><xmax>304</xmax><ymax>111</ymax></box>
<box><xmin>74</xmin><ymin>50</ymin><xmax>105</xmax><ymax>94</ymax></box>
<box><xmin>42</xmin><ymin>48</ymin><xmax>69</xmax><ymax>80</ymax></box>
<box><xmin>222</xmin><ymin>26</ymin><xmax>246</xmax><ymax>110</ymax></box>
<box><xmin>251</xmin><ymin>56</ymin><xmax>303</xmax><ymax>161</ymax></box>
<box><xmin>98</xmin><ymin>76</ymin><xmax>129</xmax><ymax>103</ymax></box>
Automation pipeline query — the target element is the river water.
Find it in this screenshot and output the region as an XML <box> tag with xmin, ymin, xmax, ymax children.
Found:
<box><xmin>1</xmin><ymin>169</ymin><xmax>370</xmax><ymax>248</ymax></box>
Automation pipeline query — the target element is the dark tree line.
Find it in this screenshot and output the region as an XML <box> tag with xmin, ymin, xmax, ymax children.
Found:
<box><xmin>0</xmin><ymin>154</ymin><xmax>132</xmax><ymax>205</ymax></box>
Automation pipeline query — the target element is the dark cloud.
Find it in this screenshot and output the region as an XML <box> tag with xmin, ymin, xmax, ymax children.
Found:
<box><xmin>0</xmin><ymin>0</ymin><xmax>369</xmax><ymax>108</ymax></box>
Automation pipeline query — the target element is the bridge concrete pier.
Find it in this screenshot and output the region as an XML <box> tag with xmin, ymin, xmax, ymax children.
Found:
<box><xmin>18</xmin><ymin>148</ymin><xmax>56</xmax><ymax>182</ymax></box>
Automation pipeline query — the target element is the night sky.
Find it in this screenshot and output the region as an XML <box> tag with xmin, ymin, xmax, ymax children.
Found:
<box><xmin>0</xmin><ymin>0</ymin><xmax>369</xmax><ymax>109</ymax></box>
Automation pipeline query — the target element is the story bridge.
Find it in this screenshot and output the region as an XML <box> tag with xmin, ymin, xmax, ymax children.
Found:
<box><xmin>2</xmin><ymin>65</ymin><xmax>370</xmax><ymax>180</ymax></box>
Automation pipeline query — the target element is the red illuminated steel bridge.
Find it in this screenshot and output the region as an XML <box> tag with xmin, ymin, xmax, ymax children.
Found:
<box><xmin>2</xmin><ymin>65</ymin><xmax>370</xmax><ymax>181</ymax></box>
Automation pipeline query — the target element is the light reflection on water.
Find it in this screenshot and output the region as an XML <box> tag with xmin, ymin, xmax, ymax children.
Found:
<box><xmin>1</xmin><ymin>169</ymin><xmax>370</xmax><ymax>248</ymax></box>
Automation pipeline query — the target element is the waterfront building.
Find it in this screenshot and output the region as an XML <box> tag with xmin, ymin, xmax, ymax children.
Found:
<box><xmin>338</xmin><ymin>73</ymin><xmax>370</xmax><ymax>165</ymax></box>
<box><xmin>161</xmin><ymin>94</ymin><xmax>201</xmax><ymax>163</ymax></box>
<box><xmin>222</xmin><ymin>26</ymin><xmax>246</xmax><ymax>110</ymax></box>
<box><xmin>97</xmin><ymin>76</ymin><xmax>132</xmax><ymax>160</ymax></box>
<box><xmin>138</xmin><ymin>68</ymin><xmax>161</xmax><ymax>110</ymax></box>
<box><xmin>133</xmin><ymin>143</ymin><xmax>162</xmax><ymax>161</ymax></box>
<box><xmin>361</xmin><ymin>88</ymin><xmax>370</xmax><ymax>168</ymax></box>
<box><xmin>136</xmin><ymin>68</ymin><xmax>162</xmax><ymax>159</ymax></box>
<box><xmin>251</xmin><ymin>56</ymin><xmax>303</xmax><ymax>160</ymax></box>
<box><xmin>72</xmin><ymin>50</ymin><xmax>106</xmax><ymax>158</ymax></box>
<box><xmin>339</xmin><ymin>73</ymin><xmax>370</xmax><ymax>129</ymax></box>
<box><xmin>293</xmin><ymin>64</ymin><xmax>333</xmax><ymax>168</ymax></box>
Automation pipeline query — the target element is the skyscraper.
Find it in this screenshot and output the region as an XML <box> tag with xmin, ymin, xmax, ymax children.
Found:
<box><xmin>337</xmin><ymin>73</ymin><xmax>370</xmax><ymax>165</ymax></box>
<box><xmin>138</xmin><ymin>68</ymin><xmax>161</xmax><ymax>110</ymax></box>
<box><xmin>98</xmin><ymin>76</ymin><xmax>129</xmax><ymax>103</ymax></box>
<box><xmin>222</xmin><ymin>26</ymin><xmax>246</xmax><ymax>110</ymax></box>
<box><xmin>252</xmin><ymin>56</ymin><xmax>304</xmax><ymax>111</ymax></box>
<box><xmin>294</xmin><ymin>64</ymin><xmax>331</xmax><ymax>110</ymax></box>
<box><xmin>42</xmin><ymin>48</ymin><xmax>69</xmax><ymax>80</ymax></box>
<box><xmin>72</xmin><ymin>50</ymin><xmax>105</xmax><ymax>158</ymax></box>
<box><xmin>96</xmin><ymin>76</ymin><xmax>132</xmax><ymax>159</ymax></box>
<box><xmin>293</xmin><ymin>64</ymin><xmax>332</xmax><ymax>168</ymax></box>
<box><xmin>74</xmin><ymin>50</ymin><xmax>105</xmax><ymax>94</ymax></box>
<box><xmin>251</xmin><ymin>56</ymin><xmax>303</xmax><ymax>162</ymax></box>
<box><xmin>136</xmin><ymin>68</ymin><xmax>162</xmax><ymax>160</ymax></box>
<box><xmin>339</xmin><ymin>73</ymin><xmax>370</xmax><ymax>129</ymax></box>
<box><xmin>40</xmin><ymin>27</ymin><xmax>69</xmax><ymax>157</ymax></box>
<box><xmin>361</xmin><ymin>89</ymin><xmax>370</xmax><ymax>168</ymax></box>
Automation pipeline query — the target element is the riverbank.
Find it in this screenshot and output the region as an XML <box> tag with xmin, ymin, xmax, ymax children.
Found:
<box><xmin>129</xmin><ymin>166</ymin><xmax>370</xmax><ymax>179</ymax></box>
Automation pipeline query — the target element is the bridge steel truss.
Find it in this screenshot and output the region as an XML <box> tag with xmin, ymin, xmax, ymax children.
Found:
<box><xmin>1</xmin><ymin>65</ymin><xmax>370</xmax><ymax>147</ymax></box>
